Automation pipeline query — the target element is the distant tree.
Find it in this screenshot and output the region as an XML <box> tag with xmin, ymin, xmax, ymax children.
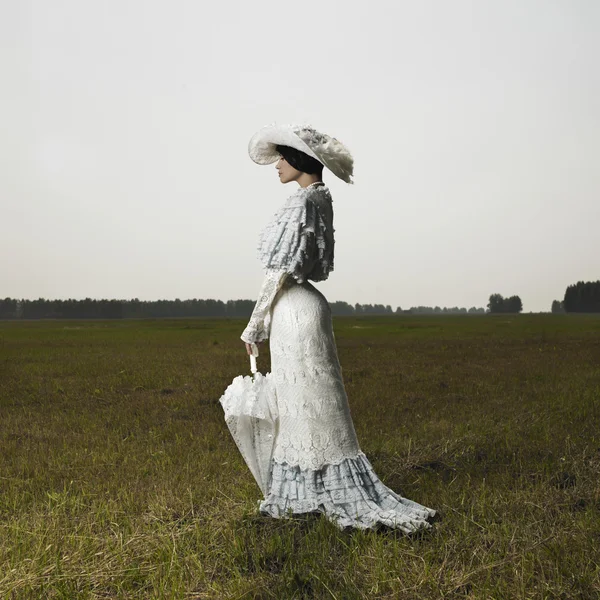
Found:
<box><xmin>487</xmin><ymin>293</ymin><xmax>505</xmax><ymax>313</ymax></box>
<box><xmin>505</xmin><ymin>295</ymin><xmax>523</xmax><ymax>313</ymax></box>
<box><xmin>551</xmin><ymin>299</ymin><xmax>565</xmax><ymax>314</ymax></box>
<box><xmin>487</xmin><ymin>293</ymin><xmax>522</xmax><ymax>314</ymax></box>
<box><xmin>564</xmin><ymin>280</ymin><xmax>600</xmax><ymax>313</ymax></box>
<box><xmin>0</xmin><ymin>298</ymin><xmax>18</xmax><ymax>319</ymax></box>
<box><xmin>224</xmin><ymin>299</ymin><xmax>254</xmax><ymax>317</ymax></box>
<box><xmin>351</xmin><ymin>303</ymin><xmax>394</xmax><ymax>315</ymax></box>
<box><xmin>330</xmin><ymin>301</ymin><xmax>354</xmax><ymax>316</ymax></box>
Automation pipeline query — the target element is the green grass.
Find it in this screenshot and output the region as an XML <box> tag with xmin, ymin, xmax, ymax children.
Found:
<box><xmin>1</xmin><ymin>314</ymin><xmax>599</xmax><ymax>599</ymax></box>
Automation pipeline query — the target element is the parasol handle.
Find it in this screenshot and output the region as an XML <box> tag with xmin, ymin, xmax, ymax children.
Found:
<box><xmin>249</xmin><ymin>342</ymin><xmax>259</xmax><ymax>374</ymax></box>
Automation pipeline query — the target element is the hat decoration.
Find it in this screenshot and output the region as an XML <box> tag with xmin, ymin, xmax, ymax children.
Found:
<box><xmin>248</xmin><ymin>123</ymin><xmax>354</xmax><ymax>184</ymax></box>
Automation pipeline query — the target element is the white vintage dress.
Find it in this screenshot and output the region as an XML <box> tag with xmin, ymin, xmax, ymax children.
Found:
<box><xmin>236</xmin><ymin>181</ymin><xmax>436</xmax><ymax>532</ymax></box>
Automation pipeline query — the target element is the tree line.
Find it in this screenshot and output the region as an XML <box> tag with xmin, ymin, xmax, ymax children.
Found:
<box><xmin>0</xmin><ymin>298</ymin><xmax>254</xmax><ymax>320</ymax></box>
<box><xmin>0</xmin><ymin>297</ymin><xmax>486</xmax><ymax>320</ymax></box>
<box><xmin>4</xmin><ymin>281</ymin><xmax>597</xmax><ymax>319</ymax></box>
<box><xmin>329</xmin><ymin>302</ymin><xmax>486</xmax><ymax>315</ymax></box>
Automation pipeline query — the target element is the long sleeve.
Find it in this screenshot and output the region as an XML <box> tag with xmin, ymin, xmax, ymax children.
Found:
<box><xmin>240</xmin><ymin>269</ymin><xmax>289</xmax><ymax>344</ymax></box>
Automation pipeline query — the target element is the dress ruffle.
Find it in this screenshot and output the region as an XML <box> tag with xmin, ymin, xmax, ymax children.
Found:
<box><xmin>259</xmin><ymin>452</ymin><xmax>436</xmax><ymax>532</ymax></box>
<box><xmin>257</xmin><ymin>185</ymin><xmax>334</xmax><ymax>283</ymax></box>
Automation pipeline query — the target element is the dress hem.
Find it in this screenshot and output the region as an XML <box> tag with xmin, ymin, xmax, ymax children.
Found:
<box><xmin>259</xmin><ymin>452</ymin><xmax>436</xmax><ymax>532</ymax></box>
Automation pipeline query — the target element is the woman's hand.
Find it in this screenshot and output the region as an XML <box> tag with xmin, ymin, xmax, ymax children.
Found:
<box><xmin>245</xmin><ymin>341</ymin><xmax>263</xmax><ymax>356</ymax></box>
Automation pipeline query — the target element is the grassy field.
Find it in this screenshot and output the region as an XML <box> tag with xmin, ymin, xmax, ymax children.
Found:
<box><xmin>1</xmin><ymin>314</ymin><xmax>599</xmax><ymax>599</ymax></box>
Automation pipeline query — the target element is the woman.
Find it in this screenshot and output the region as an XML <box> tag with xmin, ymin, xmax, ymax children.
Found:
<box><xmin>237</xmin><ymin>124</ymin><xmax>435</xmax><ymax>532</ymax></box>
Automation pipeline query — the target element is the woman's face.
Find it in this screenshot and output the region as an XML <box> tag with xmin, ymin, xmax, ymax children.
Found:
<box><xmin>276</xmin><ymin>156</ymin><xmax>302</xmax><ymax>184</ymax></box>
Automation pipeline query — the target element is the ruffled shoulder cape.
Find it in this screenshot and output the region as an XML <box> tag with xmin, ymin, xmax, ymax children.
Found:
<box><xmin>257</xmin><ymin>185</ymin><xmax>335</xmax><ymax>283</ymax></box>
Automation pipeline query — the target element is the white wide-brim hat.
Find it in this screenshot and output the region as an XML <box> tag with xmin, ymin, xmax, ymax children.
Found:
<box><xmin>248</xmin><ymin>123</ymin><xmax>354</xmax><ymax>184</ymax></box>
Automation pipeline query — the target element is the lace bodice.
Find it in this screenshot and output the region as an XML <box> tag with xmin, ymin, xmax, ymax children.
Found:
<box><xmin>241</xmin><ymin>183</ymin><xmax>335</xmax><ymax>344</ymax></box>
<box><xmin>257</xmin><ymin>183</ymin><xmax>334</xmax><ymax>282</ymax></box>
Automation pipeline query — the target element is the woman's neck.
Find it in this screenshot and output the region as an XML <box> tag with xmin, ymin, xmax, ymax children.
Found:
<box><xmin>297</xmin><ymin>172</ymin><xmax>323</xmax><ymax>188</ymax></box>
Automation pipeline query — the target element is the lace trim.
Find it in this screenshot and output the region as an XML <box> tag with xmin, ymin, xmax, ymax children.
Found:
<box><xmin>270</xmin><ymin>407</ymin><xmax>361</xmax><ymax>471</ymax></box>
<box><xmin>273</xmin><ymin>449</ymin><xmax>365</xmax><ymax>468</ymax></box>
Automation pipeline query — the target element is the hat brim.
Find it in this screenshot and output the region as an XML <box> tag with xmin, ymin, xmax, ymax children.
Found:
<box><xmin>248</xmin><ymin>123</ymin><xmax>354</xmax><ymax>184</ymax></box>
<box><xmin>248</xmin><ymin>125</ymin><xmax>321</xmax><ymax>166</ymax></box>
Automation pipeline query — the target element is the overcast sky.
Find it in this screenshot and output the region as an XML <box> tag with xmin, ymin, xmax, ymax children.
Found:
<box><xmin>2</xmin><ymin>0</ymin><xmax>598</xmax><ymax>312</ymax></box>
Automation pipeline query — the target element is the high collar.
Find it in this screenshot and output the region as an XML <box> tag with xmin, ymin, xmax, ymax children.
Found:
<box><xmin>305</xmin><ymin>181</ymin><xmax>325</xmax><ymax>190</ymax></box>
<box><xmin>298</xmin><ymin>181</ymin><xmax>328</xmax><ymax>194</ymax></box>
<box><xmin>283</xmin><ymin>182</ymin><xmax>330</xmax><ymax>206</ymax></box>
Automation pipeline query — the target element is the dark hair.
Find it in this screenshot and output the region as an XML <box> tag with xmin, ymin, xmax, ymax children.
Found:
<box><xmin>276</xmin><ymin>145</ymin><xmax>324</xmax><ymax>177</ymax></box>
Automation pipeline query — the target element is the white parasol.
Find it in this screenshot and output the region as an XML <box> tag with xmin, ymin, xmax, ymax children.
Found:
<box><xmin>219</xmin><ymin>343</ymin><xmax>278</xmax><ymax>496</ymax></box>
